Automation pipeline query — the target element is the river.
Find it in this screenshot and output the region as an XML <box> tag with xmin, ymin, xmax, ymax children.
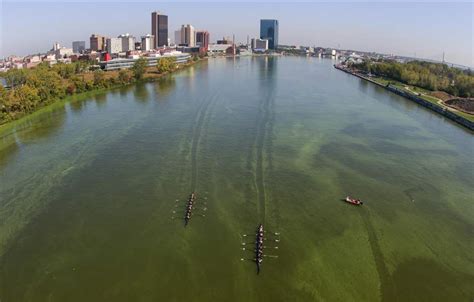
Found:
<box><xmin>0</xmin><ymin>57</ymin><xmax>473</xmax><ymax>301</ymax></box>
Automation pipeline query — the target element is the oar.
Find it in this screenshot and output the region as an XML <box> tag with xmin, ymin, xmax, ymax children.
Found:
<box><xmin>264</xmin><ymin>255</ymin><xmax>278</xmax><ymax>258</ymax></box>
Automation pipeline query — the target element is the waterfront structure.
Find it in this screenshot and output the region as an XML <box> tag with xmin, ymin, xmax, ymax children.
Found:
<box><xmin>180</xmin><ymin>24</ymin><xmax>195</xmax><ymax>47</ymax></box>
<box><xmin>72</xmin><ymin>41</ymin><xmax>86</xmax><ymax>53</ymax></box>
<box><xmin>260</xmin><ymin>19</ymin><xmax>279</xmax><ymax>49</ymax></box>
<box><xmin>99</xmin><ymin>53</ymin><xmax>191</xmax><ymax>71</ymax></box>
<box><xmin>208</xmin><ymin>44</ymin><xmax>232</xmax><ymax>55</ymax></box>
<box><xmin>251</xmin><ymin>38</ymin><xmax>269</xmax><ymax>51</ymax></box>
<box><xmin>217</xmin><ymin>37</ymin><xmax>231</xmax><ymax>45</ymax></box>
<box><xmin>90</xmin><ymin>34</ymin><xmax>107</xmax><ymax>51</ymax></box>
<box><xmin>151</xmin><ymin>11</ymin><xmax>168</xmax><ymax>48</ymax></box>
<box><xmin>118</xmin><ymin>34</ymin><xmax>135</xmax><ymax>52</ymax></box>
<box><xmin>195</xmin><ymin>31</ymin><xmax>210</xmax><ymax>50</ymax></box>
<box><xmin>106</xmin><ymin>38</ymin><xmax>122</xmax><ymax>54</ymax></box>
<box><xmin>141</xmin><ymin>34</ymin><xmax>155</xmax><ymax>51</ymax></box>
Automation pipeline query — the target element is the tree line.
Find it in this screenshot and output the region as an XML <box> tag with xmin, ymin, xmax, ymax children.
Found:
<box><xmin>0</xmin><ymin>56</ymin><xmax>179</xmax><ymax>124</ymax></box>
<box><xmin>350</xmin><ymin>59</ymin><xmax>474</xmax><ymax>98</ymax></box>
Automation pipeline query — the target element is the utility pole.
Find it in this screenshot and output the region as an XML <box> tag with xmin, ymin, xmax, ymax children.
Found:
<box><xmin>442</xmin><ymin>52</ymin><xmax>445</xmax><ymax>64</ymax></box>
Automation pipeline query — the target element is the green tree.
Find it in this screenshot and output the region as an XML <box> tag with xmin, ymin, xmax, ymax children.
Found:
<box><xmin>13</xmin><ymin>85</ymin><xmax>41</xmax><ymax>112</ymax></box>
<box><xmin>131</xmin><ymin>58</ymin><xmax>148</xmax><ymax>80</ymax></box>
<box><xmin>156</xmin><ymin>57</ymin><xmax>176</xmax><ymax>74</ymax></box>
<box><xmin>4</xmin><ymin>69</ymin><xmax>28</xmax><ymax>88</ymax></box>
<box><xmin>118</xmin><ymin>69</ymin><xmax>133</xmax><ymax>84</ymax></box>
<box><xmin>93</xmin><ymin>70</ymin><xmax>107</xmax><ymax>88</ymax></box>
<box><xmin>26</xmin><ymin>68</ymin><xmax>65</xmax><ymax>103</ymax></box>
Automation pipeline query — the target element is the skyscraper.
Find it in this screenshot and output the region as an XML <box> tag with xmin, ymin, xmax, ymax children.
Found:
<box><xmin>180</xmin><ymin>24</ymin><xmax>195</xmax><ymax>47</ymax></box>
<box><xmin>151</xmin><ymin>11</ymin><xmax>168</xmax><ymax>48</ymax></box>
<box><xmin>260</xmin><ymin>19</ymin><xmax>279</xmax><ymax>50</ymax></box>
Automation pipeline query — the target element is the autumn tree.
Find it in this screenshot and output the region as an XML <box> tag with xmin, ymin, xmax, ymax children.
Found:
<box><xmin>131</xmin><ymin>58</ymin><xmax>148</xmax><ymax>80</ymax></box>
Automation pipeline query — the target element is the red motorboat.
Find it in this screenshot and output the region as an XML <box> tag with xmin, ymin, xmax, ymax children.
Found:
<box><xmin>345</xmin><ymin>196</ymin><xmax>363</xmax><ymax>206</ymax></box>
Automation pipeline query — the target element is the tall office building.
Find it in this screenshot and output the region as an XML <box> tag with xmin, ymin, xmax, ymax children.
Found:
<box><xmin>174</xmin><ymin>30</ymin><xmax>182</xmax><ymax>45</ymax></box>
<box><xmin>72</xmin><ymin>41</ymin><xmax>86</xmax><ymax>53</ymax></box>
<box><xmin>195</xmin><ymin>31</ymin><xmax>210</xmax><ymax>50</ymax></box>
<box><xmin>106</xmin><ymin>38</ymin><xmax>122</xmax><ymax>54</ymax></box>
<box><xmin>141</xmin><ymin>34</ymin><xmax>155</xmax><ymax>51</ymax></box>
<box><xmin>151</xmin><ymin>11</ymin><xmax>168</xmax><ymax>48</ymax></box>
<box><xmin>180</xmin><ymin>24</ymin><xmax>195</xmax><ymax>47</ymax></box>
<box><xmin>90</xmin><ymin>34</ymin><xmax>107</xmax><ymax>51</ymax></box>
<box><xmin>260</xmin><ymin>19</ymin><xmax>279</xmax><ymax>50</ymax></box>
<box><xmin>118</xmin><ymin>33</ymin><xmax>135</xmax><ymax>52</ymax></box>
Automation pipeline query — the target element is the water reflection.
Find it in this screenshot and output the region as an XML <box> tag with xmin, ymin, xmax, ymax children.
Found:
<box><xmin>69</xmin><ymin>98</ymin><xmax>85</xmax><ymax>112</ymax></box>
<box><xmin>119</xmin><ymin>85</ymin><xmax>130</xmax><ymax>98</ymax></box>
<box><xmin>258</xmin><ymin>56</ymin><xmax>277</xmax><ymax>81</ymax></box>
<box><xmin>0</xmin><ymin>135</ymin><xmax>19</xmax><ymax>169</ymax></box>
<box><xmin>134</xmin><ymin>82</ymin><xmax>150</xmax><ymax>103</ymax></box>
<box><xmin>93</xmin><ymin>92</ymin><xmax>108</xmax><ymax>107</ymax></box>
<box><xmin>15</xmin><ymin>106</ymin><xmax>67</xmax><ymax>142</ymax></box>
<box><xmin>358</xmin><ymin>78</ymin><xmax>369</xmax><ymax>93</ymax></box>
<box><xmin>0</xmin><ymin>105</ymin><xmax>67</xmax><ymax>168</ymax></box>
<box><xmin>154</xmin><ymin>75</ymin><xmax>176</xmax><ymax>99</ymax></box>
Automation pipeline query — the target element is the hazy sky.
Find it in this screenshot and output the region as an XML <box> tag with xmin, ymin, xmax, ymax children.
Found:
<box><xmin>1</xmin><ymin>1</ymin><xmax>472</xmax><ymax>66</ymax></box>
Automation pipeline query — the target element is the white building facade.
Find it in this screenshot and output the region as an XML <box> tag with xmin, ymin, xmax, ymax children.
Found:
<box><xmin>141</xmin><ymin>35</ymin><xmax>155</xmax><ymax>51</ymax></box>
<box><xmin>118</xmin><ymin>34</ymin><xmax>135</xmax><ymax>52</ymax></box>
<box><xmin>180</xmin><ymin>24</ymin><xmax>195</xmax><ymax>47</ymax></box>
<box><xmin>107</xmin><ymin>38</ymin><xmax>122</xmax><ymax>54</ymax></box>
<box><xmin>251</xmin><ymin>38</ymin><xmax>269</xmax><ymax>51</ymax></box>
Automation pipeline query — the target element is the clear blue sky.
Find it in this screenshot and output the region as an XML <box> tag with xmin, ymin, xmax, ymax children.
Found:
<box><xmin>1</xmin><ymin>1</ymin><xmax>472</xmax><ymax>66</ymax></box>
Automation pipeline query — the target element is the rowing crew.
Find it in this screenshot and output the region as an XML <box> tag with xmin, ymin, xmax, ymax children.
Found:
<box><xmin>184</xmin><ymin>192</ymin><xmax>196</xmax><ymax>225</ymax></box>
<box><xmin>256</xmin><ymin>224</ymin><xmax>264</xmax><ymax>273</ymax></box>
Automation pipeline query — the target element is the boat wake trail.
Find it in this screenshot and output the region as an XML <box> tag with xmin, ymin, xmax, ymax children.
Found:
<box><xmin>254</xmin><ymin>89</ymin><xmax>275</xmax><ymax>224</ymax></box>
<box><xmin>359</xmin><ymin>209</ymin><xmax>395</xmax><ymax>301</ymax></box>
<box><xmin>190</xmin><ymin>93</ymin><xmax>217</xmax><ymax>192</ymax></box>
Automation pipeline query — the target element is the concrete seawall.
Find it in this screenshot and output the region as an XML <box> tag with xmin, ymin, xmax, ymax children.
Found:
<box><xmin>334</xmin><ymin>65</ymin><xmax>474</xmax><ymax>132</ymax></box>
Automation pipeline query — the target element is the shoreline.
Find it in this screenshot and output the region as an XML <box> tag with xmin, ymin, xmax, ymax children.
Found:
<box><xmin>334</xmin><ymin>64</ymin><xmax>474</xmax><ymax>132</ymax></box>
<box><xmin>0</xmin><ymin>58</ymin><xmax>206</xmax><ymax>130</ymax></box>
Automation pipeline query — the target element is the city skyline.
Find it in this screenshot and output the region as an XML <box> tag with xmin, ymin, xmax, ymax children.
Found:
<box><xmin>1</xmin><ymin>2</ymin><xmax>472</xmax><ymax>66</ymax></box>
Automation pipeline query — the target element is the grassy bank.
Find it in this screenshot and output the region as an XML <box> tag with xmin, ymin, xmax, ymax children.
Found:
<box><xmin>0</xmin><ymin>57</ymin><xmax>205</xmax><ymax>127</ymax></box>
<box><xmin>368</xmin><ymin>75</ymin><xmax>474</xmax><ymax>122</ymax></box>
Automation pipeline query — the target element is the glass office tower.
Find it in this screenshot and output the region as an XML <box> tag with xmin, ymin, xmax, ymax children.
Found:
<box><xmin>151</xmin><ymin>11</ymin><xmax>169</xmax><ymax>48</ymax></box>
<box><xmin>260</xmin><ymin>19</ymin><xmax>279</xmax><ymax>50</ymax></box>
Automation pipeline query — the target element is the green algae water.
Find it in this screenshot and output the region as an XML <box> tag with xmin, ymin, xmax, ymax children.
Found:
<box><xmin>0</xmin><ymin>57</ymin><xmax>473</xmax><ymax>301</ymax></box>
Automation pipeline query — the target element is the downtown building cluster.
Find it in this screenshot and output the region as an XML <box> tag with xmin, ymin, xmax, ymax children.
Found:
<box><xmin>0</xmin><ymin>12</ymin><xmax>280</xmax><ymax>72</ymax></box>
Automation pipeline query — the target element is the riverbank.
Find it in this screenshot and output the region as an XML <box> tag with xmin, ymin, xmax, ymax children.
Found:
<box><xmin>334</xmin><ymin>64</ymin><xmax>474</xmax><ymax>131</ymax></box>
<box><xmin>0</xmin><ymin>57</ymin><xmax>206</xmax><ymax>127</ymax></box>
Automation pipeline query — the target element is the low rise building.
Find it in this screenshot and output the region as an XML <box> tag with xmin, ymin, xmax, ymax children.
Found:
<box><xmin>208</xmin><ymin>44</ymin><xmax>230</xmax><ymax>55</ymax></box>
<box><xmin>72</xmin><ymin>41</ymin><xmax>86</xmax><ymax>53</ymax></box>
<box><xmin>55</xmin><ymin>47</ymin><xmax>73</xmax><ymax>59</ymax></box>
<box><xmin>141</xmin><ymin>34</ymin><xmax>155</xmax><ymax>51</ymax></box>
<box><xmin>99</xmin><ymin>53</ymin><xmax>191</xmax><ymax>71</ymax></box>
<box><xmin>251</xmin><ymin>38</ymin><xmax>269</xmax><ymax>51</ymax></box>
